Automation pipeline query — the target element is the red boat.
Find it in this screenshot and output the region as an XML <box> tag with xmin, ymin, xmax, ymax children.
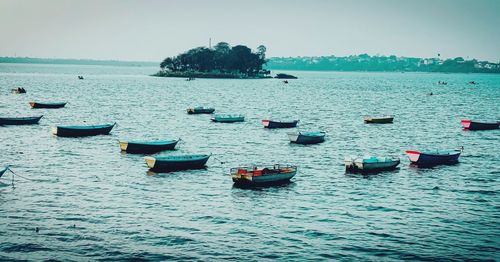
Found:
<box><xmin>461</xmin><ymin>120</ymin><xmax>499</xmax><ymax>131</ymax></box>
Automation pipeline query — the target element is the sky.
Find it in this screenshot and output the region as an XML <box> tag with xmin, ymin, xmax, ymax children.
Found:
<box><xmin>0</xmin><ymin>0</ymin><xmax>499</xmax><ymax>62</ymax></box>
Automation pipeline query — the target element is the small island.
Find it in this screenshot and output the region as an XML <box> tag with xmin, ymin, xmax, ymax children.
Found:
<box><xmin>154</xmin><ymin>42</ymin><xmax>271</xmax><ymax>79</ymax></box>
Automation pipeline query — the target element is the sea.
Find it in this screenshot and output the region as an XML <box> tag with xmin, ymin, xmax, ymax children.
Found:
<box><xmin>0</xmin><ymin>63</ymin><xmax>499</xmax><ymax>261</ymax></box>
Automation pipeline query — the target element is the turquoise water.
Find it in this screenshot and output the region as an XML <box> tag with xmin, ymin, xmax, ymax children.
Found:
<box><xmin>1</xmin><ymin>63</ymin><xmax>499</xmax><ymax>261</ymax></box>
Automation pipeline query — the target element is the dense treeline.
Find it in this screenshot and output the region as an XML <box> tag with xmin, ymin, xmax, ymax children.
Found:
<box><xmin>267</xmin><ymin>54</ymin><xmax>500</xmax><ymax>73</ymax></box>
<box><xmin>157</xmin><ymin>42</ymin><xmax>270</xmax><ymax>77</ymax></box>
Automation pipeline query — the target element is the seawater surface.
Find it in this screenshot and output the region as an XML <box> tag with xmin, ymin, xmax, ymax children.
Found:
<box><xmin>1</xmin><ymin>63</ymin><xmax>499</xmax><ymax>261</ymax></box>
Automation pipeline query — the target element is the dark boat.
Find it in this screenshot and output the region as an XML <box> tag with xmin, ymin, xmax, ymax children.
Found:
<box><xmin>119</xmin><ymin>139</ymin><xmax>179</xmax><ymax>154</ymax></box>
<box><xmin>52</xmin><ymin>123</ymin><xmax>115</xmax><ymax>137</ymax></box>
<box><xmin>364</xmin><ymin>115</ymin><xmax>394</xmax><ymax>124</ymax></box>
<box><xmin>11</xmin><ymin>87</ymin><xmax>26</xmax><ymax>94</ymax></box>
<box><xmin>262</xmin><ymin>120</ymin><xmax>299</xmax><ymax>128</ymax></box>
<box><xmin>0</xmin><ymin>166</ymin><xmax>8</xmax><ymax>178</ymax></box>
<box><xmin>288</xmin><ymin>131</ymin><xmax>326</xmax><ymax>144</ymax></box>
<box><xmin>0</xmin><ymin>116</ymin><xmax>43</xmax><ymax>125</ymax></box>
<box><xmin>405</xmin><ymin>149</ymin><xmax>462</xmax><ymax>167</ymax></box>
<box><xmin>30</xmin><ymin>102</ymin><xmax>67</xmax><ymax>109</ymax></box>
<box><xmin>461</xmin><ymin>120</ymin><xmax>499</xmax><ymax>131</ymax></box>
<box><xmin>231</xmin><ymin>164</ymin><xmax>297</xmax><ymax>187</ymax></box>
<box><xmin>187</xmin><ymin>107</ymin><xmax>215</xmax><ymax>114</ymax></box>
<box><xmin>144</xmin><ymin>154</ymin><xmax>211</xmax><ymax>172</ymax></box>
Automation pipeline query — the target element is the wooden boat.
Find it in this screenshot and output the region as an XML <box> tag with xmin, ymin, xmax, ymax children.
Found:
<box><xmin>262</xmin><ymin>119</ymin><xmax>299</xmax><ymax>128</ymax></box>
<box><xmin>405</xmin><ymin>149</ymin><xmax>462</xmax><ymax>167</ymax></box>
<box><xmin>288</xmin><ymin>131</ymin><xmax>326</xmax><ymax>144</ymax></box>
<box><xmin>364</xmin><ymin>115</ymin><xmax>394</xmax><ymax>124</ymax></box>
<box><xmin>345</xmin><ymin>156</ymin><xmax>400</xmax><ymax>173</ymax></box>
<box><xmin>461</xmin><ymin>120</ymin><xmax>499</xmax><ymax>130</ymax></box>
<box><xmin>30</xmin><ymin>102</ymin><xmax>67</xmax><ymax>109</ymax></box>
<box><xmin>52</xmin><ymin>123</ymin><xmax>115</xmax><ymax>137</ymax></box>
<box><xmin>119</xmin><ymin>139</ymin><xmax>179</xmax><ymax>154</ymax></box>
<box><xmin>211</xmin><ymin>114</ymin><xmax>244</xmax><ymax>123</ymax></box>
<box><xmin>144</xmin><ymin>154</ymin><xmax>211</xmax><ymax>172</ymax></box>
<box><xmin>0</xmin><ymin>166</ymin><xmax>8</xmax><ymax>178</ymax></box>
<box><xmin>187</xmin><ymin>107</ymin><xmax>215</xmax><ymax>114</ymax></box>
<box><xmin>0</xmin><ymin>115</ymin><xmax>43</xmax><ymax>125</ymax></box>
<box><xmin>231</xmin><ymin>164</ymin><xmax>297</xmax><ymax>186</ymax></box>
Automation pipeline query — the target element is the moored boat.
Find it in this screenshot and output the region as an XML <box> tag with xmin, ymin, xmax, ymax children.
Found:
<box><xmin>52</xmin><ymin>123</ymin><xmax>115</xmax><ymax>137</ymax></box>
<box><xmin>0</xmin><ymin>116</ymin><xmax>43</xmax><ymax>125</ymax></box>
<box><xmin>262</xmin><ymin>119</ymin><xmax>299</xmax><ymax>128</ymax></box>
<box><xmin>364</xmin><ymin>115</ymin><xmax>394</xmax><ymax>124</ymax></box>
<box><xmin>211</xmin><ymin>114</ymin><xmax>245</xmax><ymax>123</ymax></box>
<box><xmin>144</xmin><ymin>154</ymin><xmax>211</xmax><ymax>172</ymax></box>
<box><xmin>288</xmin><ymin>131</ymin><xmax>326</xmax><ymax>144</ymax></box>
<box><xmin>405</xmin><ymin>148</ymin><xmax>462</xmax><ymax>167</ymax></box>
<box><xmin>187</xmin><ymin>107</ymin><xmax>215</xmax><ymax>114</ymax></box>
<box><xmin>30</xmin><ymin>101</ymin><xmax>67</xmax><ymax>109</ymax></box>
<box><xmin>231</xmin><ymin>164</ymin><xmax>297</xmax><ymax>186</ymax></box>
<box><xmin>345</xmin><ymin>155</ymin><xmax>400</xmax><ymax>173</ymax></box>
<box><xmin>461</xmin><ymin>120</ymin><xmax>499</xmax><ymax>130</ymax></box>
<box><xmin>120</xmin><ymin>139</ymin><xmax>179</xmax><ymax>154</ymax></box>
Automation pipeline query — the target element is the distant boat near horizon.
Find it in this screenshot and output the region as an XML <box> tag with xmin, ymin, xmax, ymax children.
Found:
<box><xmin>0</xmin><ymin>116</ymin><xmax>43</xmax><ymax>125</ymax></box>
<box><xmin>52</xmin><ymin>123</ymin><xmax>115</xmax><ymax>137</ymax></box>
<box><xmin>30</xmin><ymin>101</ymin><xmax>67</xmax><ymax>109</ymax></box>
<box><xmin>364</xmin><ymin>115</ymin><xmax>394</xmax><ymax>124</ymax></box>
<box><xmin>461</xmin><ymin>119</ymin><xmax>499</xmax><ymax>130</ymax></box>
<box><xmin>262</xmin><ymin>119</ymin><xmax>299</xmax><ymax>128</ymax></box>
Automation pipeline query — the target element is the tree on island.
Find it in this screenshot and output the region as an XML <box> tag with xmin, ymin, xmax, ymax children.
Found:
<box><xmin>158</xmin><ymin>42</ymin><xmax>270</xmax><ymax>78</ymax></box>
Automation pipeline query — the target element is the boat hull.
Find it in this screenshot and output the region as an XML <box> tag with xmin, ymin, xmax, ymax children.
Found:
<box><xmin>0</xmin><ymin>167</ymin><xmax>7</xmax><ymax>178</ymax></box>
<box><xmin>461</xmin><ymin>120</ymin><xmax>499</xmax><ymax>130</ymax></box>
<box><xmin>0</xmin><ymin>116</ymin><xmax>43</xmax><ymax>125</ymax></box>
<box><xmin>53</xmin><ymin>124</ymin><xmax>115</xmax><ymax>137</ymax></box>
<box><xmin>346</xmin><ymin>159</ymin><xmax>400</xmax><ymax>173</ymax></box>
<box><xmin>288</xmin><ymin>133</ymin><xmax>325</xmax><ymax>144</ymax></box>
<box><xmin>187</xmin><ymin>108</ymin><xmax>215</xmax><ymax>114</ymax></box>
<box><xmin>262</xmin><ymin>120</ymin><xmax>299</xmax><ymax>128</ymax></box>
<box><xmin>211</xmin><ymin>117</ymin><xmax>244</xmax><ymax>123</ymax></box>
<box><xmin>406</xmin><ymin>150</ymin><xmax>461</xmax><ymax>167</ymax></box>
<box><xmin>364</xmin><ymin>116</ymin><xmax>394</xmax><ymax>124</ymax></box>
<box><xmin>145</xmin><ymin>155</ymin><xmax>210</xmax><ymax>172</ymax></box>
<box><xmin>233</xmin><ymin>170</ymin><xmax>296</xmax><ymax>187</ymax></box>
<box><xmin>30</xmin><ymin>102</ymin><xmax>67</xmax><ymax>109</ymax></box>
<box><xmin>120</xmin><ymin>140</ymin><xmax>178</xmax><ymax>154</ymax></box>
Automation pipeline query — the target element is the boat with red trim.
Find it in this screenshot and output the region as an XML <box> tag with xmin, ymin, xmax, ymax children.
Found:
<box><xmin>405</xmin><ymin>148</ymin><xmax>462</xmax><ymax>167</ymax></box>
<box><xmin>231</xmin><ymin>164</ymin><xmax>297</xmax><ymax>186</ymax></box>
<box><xmin>461</xmin><ymin>120</ymin><xmax>499</xmax><ymax>130</ymax></box>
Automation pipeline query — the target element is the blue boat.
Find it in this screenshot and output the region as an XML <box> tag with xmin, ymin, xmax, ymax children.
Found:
<box><xmin>287</xmin><ymin>131</ymin><xmax>326</xmax><ymax>144</ymax></box>
<box><xmin>0</xmin><ymin>116</ymin><xmax>43</xmax><ymax>125</ymax></box>
<box><xmin>144</xmin><ymin>154</ymin><xmax>211</xmax><ymax>172</ymax></box>
<box><xmin>30</xmin><ymin>101</ymin><xmax>67</xmax><ymax>109</ymax></box>
<box><xmin>52</xmin><ymin>123</ymin><xmax>115</xmax><ymax>137</ymax></box>
<box><xmin>119</xmin><ymin>139</ymin><xmax>179</xmax><ymax>154</ymax></box>
<box><xmin>262</xmin><ymin>119</ymin><xmax>299</xmax><ymax>128</ymax></box>
<box><xmin>406</xmin><ymin>149</ymin><xmax>462</xmax><ymax>167</ymax></box>
<box><xmin>231</xmin><ymin>164</ymin><xmax>297</xmax><ymax>187</ymax></box>
<box><xmin>0</xmin><ymin>166</ymin><xmax>8</xmax><ymax>178</ymax></box>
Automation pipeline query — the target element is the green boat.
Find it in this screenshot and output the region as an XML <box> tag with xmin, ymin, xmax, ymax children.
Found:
<box><xmin>211</xmin><ymin>114</ymin><xmax>245</xmax><ymax>123</ymax></box>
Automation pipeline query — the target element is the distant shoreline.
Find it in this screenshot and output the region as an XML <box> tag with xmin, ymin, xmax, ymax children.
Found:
<box><xmin>0</xmin><ymin>57</ymin><xmax>157</xmax><ymax>67</ymax></box>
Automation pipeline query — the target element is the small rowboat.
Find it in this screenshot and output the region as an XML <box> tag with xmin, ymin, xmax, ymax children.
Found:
<box><xmin>345</xmin><ymin>156</ymin><xmax>400</xmax><ymax>173</ymax></box>
<box><xmin>119</xmin><ymin>139</ymin><xmax>179</xmax><ymax>154</ymax></box>
<box><xmin>262</xmin><ymin>120</ymin><xmax>299</xmax><ymax>128</ymax></box>
<box><xmin>405</xmin><ymin>149</ymin><xmax>462</xmax><ymax>167</ymax></box>
<box><xmin>144</xmin><ymin>154</ymin><xmax>211</xmax><ymax>172</ymax></box>
<box><xmin>30</xmin><ymin>102</ymin><xmax>67</xmax><ymax>109</ymax></box>
<box><xmin>211</xmin><ymin>114</ymin><xmax>245</xmax><ymax>123</ymax></box>
<box><xmin>288</xmin><ymin>131</ymin><xmax>326</xmax><ymax>144</ymax></box>
<box><xmin>0</xmin><ymin>166</ymin><xmax>8</xmax><ymax>178</ymax></box>
<box><xmin>364</xmin><ymin>115</ymin><xmax>394</xmax><ymax>124</ymax></box>
<box><xmin>52</xmin><ymin>123</ymin><xmax>115</xmax><ymax>137</ymax></box>
<box><xmin>187</xmin><ymin>107</ymin><xmax>215</xmax><ymax>114</ymax></box>
<box><xmin>461</xmin><ymin>120</ymin><xmax>499</xmax><ymax>130</ymax></box>
<box><xmin>231</xmin><ymin>164</ymin><xmax>297</xmax><ymax>186</ymax></box>
<box><xmin>0</xmin><ymin>116</ymin><xmax>43</xmax><ymax>125</ymax></box>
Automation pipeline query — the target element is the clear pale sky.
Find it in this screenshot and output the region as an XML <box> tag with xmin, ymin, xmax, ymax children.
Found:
<box><xmin>1</xmin><ymin>0</ymin><xmax>499</xmax><ymax>62</ymax></box>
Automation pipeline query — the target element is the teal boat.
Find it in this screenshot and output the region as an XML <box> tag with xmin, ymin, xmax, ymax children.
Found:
<box><xmin>120</xmin><ymin>139</ymin><xmax>179</xmax><ymax>154</ymax></box>
<box><xmin>0</xmin><ymin>116</ymin><xmax>43</xmax><ymax>125</ymax></box>
<box><xmin>231</xmin><ymin>164</ymin><xmax>297</xmax><ymax>187</ymax></box>
<box><xmin>52</xmin><ymin>123</ymin><xmax>115</xmax><ymax>137</ymax></box>
<box><xmin>288</xmin><ymin>131</ymin><xmax>326</xmax><ymax>144</ymax></box>
<box><xmin>345</xmin><ymin>155</ymin><xmax>400</xmax><ymax>173</ymax></box>
<box><xmin>211</xmin><ymin>114</ymin><xmax>245</xmax><ymax>123</ymax></box>
<box><xmin>144</xmin><ymin>154</ymin><xmax>211</xmax><ymax>172</ymax></box>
